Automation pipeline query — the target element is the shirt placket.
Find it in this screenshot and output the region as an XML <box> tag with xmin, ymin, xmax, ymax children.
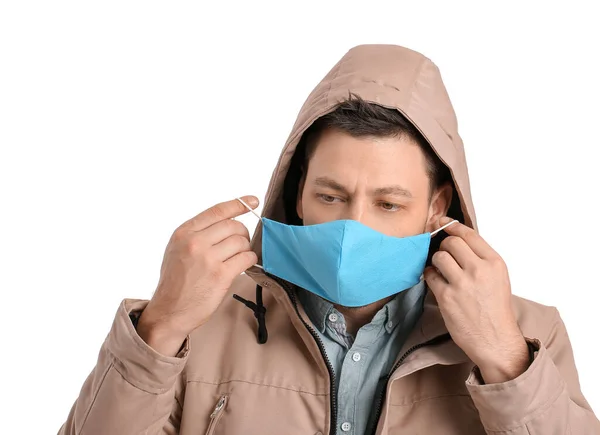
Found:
<box><xmin>325</xmin><ymin>308</ymin><xmax>386</xmax><ymax>435</ymax></box>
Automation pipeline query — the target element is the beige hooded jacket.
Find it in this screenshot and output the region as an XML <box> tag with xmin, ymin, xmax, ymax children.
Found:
<box><xmin>59</xmin><ymin>44</ymin><xmax>600</xmax><ymax>434</ymax></box>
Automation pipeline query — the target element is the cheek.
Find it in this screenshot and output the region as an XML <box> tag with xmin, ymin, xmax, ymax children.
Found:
<box><xmin>386</xmin><ymin>204</ymin><xmax>431</xmax><ymax>236</ymax></box>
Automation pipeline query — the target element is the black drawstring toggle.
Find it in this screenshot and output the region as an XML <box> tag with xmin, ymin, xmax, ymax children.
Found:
<box><xmin>233</xmin><ymin>285</ymin><xmax>268</xmax><ymax>344</ymax></box>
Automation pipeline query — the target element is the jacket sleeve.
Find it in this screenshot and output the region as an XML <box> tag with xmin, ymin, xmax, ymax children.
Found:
<box><xmin>58</xmin><ymin>299</ymin><xmax>189</xmax><ymax>435</ymax></box>
<box><xmin>465</xmin><ymin>307</ymin><xmax>600</xmax><ymax>434</ymax></box>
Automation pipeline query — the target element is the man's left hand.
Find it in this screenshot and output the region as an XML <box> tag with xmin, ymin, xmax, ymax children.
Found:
<box><xmin>424</xmin><ymin>217</ymin><xmax>530</xmax><ymax>384</ymax></box>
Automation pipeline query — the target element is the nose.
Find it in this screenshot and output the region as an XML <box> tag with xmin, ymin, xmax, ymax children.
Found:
<box><xmin>344</xmin><ymin>200</ymin><xmax>367</xmax><ymax>224</ymax></box>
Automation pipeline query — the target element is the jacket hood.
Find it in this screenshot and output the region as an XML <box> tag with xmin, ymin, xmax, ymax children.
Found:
<box><xmin>249</xmin><ymin>44</ymin><xmax>477</xmax><ymax>263</ymax></box>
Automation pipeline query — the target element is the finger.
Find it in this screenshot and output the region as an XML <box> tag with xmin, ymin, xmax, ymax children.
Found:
<box><xmin>223</xmin><ymin>250</ymin><xmax>259</xmax><ymax>274</ymax></box>
<box><xmin>431</xmin><ymin>250</ymin><xmax>463</xmax><ymax>284</ymax></box>
<box><xmin>201</xmin><ymin>218</ymin><xmax>251</xmax><ymax>246</ymax></box>
<box><xmin>211</xmin><ymin>234</ymin><xmax>252</xmax><ymax>262</ymax></box>
<box><xmin>185</xmin><ymin>196</ymin><xmax>260</xmax><ymax>231</ymax></box>
<box><xmin>423</xmin><ymin>266</ymin><xmax>449</xmax><ymax>295</ymax></box>
<box><xmin>437</xmin><ymin>217</ymin><xmax>496</xmax><ymax>259</ymax></box>
<box><xmin>438</xmin><ymin>236</ymin><xmax>479</xmax><ymax>270</ymax></box>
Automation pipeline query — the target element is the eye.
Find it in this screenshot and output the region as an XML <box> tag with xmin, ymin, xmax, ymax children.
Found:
<box><xmin>379</xmin><ymin>202</ymin><xmax>402</xmax><ymax>212</ymax></box>
<box><xmin>317</xmin><ymin>194</ymin><xmax>340</xmax><ymax>203</ymax></box>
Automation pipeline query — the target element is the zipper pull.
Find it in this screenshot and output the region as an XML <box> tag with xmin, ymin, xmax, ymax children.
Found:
<box><xmin>210</xmin><ymin>395</ymin><xmax>227</xmax><ymax>419</ymax></box>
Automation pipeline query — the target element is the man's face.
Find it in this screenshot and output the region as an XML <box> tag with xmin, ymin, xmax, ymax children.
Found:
<box><xmin>296</xmin><ymin>128</ymin><xmax>451</xmax><ymax>237</ymax></box>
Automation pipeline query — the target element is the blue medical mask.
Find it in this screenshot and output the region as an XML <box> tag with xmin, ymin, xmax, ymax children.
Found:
<box><xmin>237</xmin><ymin>198</ymin><xmax>457</xmax><ymax>307</ymax></box>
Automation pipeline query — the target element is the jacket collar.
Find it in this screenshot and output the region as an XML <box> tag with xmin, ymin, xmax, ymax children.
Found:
<box><xmin>244</xmin><ymin>267</ymin><xmax>470</xmax><ymax>374</ymax></box>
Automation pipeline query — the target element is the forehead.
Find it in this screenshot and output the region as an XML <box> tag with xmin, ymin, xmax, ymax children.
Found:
<box><xmin>307</xmin><ymin>128</ymin><xmax>429</xmax><ymax>188</ymax></box>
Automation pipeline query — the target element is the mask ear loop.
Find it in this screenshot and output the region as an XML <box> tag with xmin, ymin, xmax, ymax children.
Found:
<box><xmin>236</xmin><ymin>197</ymin><xmax>262</xmax><ymax>220</ymax></box>
<box><xmin>236</xmin><ymin>198</ymin><xmax>264</xmax><ymax>269</ymax></box>
<box><xmin>430</xmin><ymin>219</ymin><xmax>459</xmax><ymax>237</ymax></box>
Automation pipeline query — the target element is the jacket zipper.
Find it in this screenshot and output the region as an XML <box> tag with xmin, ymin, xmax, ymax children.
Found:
<box><xmin>369</xmin><ymin>332</ymin><xmax>451</xmax><ymax>435</ymax></box>
<box><xmin>205</xmin><ymin>394</ymin><xmax>228</xmax><ymax>435</ymax></box>
<box><xmin>269</xmin><ymin>274</ymin><xmax>339</xmax><ymax>435</ymax></box>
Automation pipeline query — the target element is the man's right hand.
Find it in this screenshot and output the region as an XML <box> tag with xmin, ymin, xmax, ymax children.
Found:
<box><xmin>136</xmin><ymin>195</ymin><xmax>260</xmax><ymax>356</ymax></box>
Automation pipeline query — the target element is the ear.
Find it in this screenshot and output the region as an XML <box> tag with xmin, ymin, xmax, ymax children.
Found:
<box><xmin>426</xmin><ymin>182</ymin><xmax>453</xmax><ymax>232</ymax></box>
<box><xmin>296</xmin><ymin>170</ymin><xmax>307</xmax><ymax>220</ymax></box>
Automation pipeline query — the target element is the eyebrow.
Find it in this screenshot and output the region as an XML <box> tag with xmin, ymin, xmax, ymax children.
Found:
<box><xmin>314</xmin><ymin>176</ymin><xmax>413</xmax><ymax>198</ymax></box>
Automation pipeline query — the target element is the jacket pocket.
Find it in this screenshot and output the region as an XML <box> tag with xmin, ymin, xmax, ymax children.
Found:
<box><xmin>205</xmin><ymin>394</ymin><xmax>229</xmax><ymax>435</ymax></box>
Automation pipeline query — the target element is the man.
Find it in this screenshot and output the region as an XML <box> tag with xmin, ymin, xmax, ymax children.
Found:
<box><xmin>59</xmin><ymin>44</ymin><xmax>599</xmax><ymax>434</ymax></box>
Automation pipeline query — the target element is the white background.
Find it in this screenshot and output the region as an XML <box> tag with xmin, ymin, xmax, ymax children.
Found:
<box><xmin>1</xmin><ymin>1</ymin><xmax>599</xmax><ymax>433</ymax></box>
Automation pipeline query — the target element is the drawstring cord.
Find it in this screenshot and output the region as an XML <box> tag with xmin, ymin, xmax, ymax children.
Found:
<box><xmin>233</xmin><ymin>285</ymin><xmax>268</xmax><ymax>344</ymax></box>
<box><xmin>232</xmin><ymin>198</ymin><xmax>268</xmax><ymax>343</ymax></box>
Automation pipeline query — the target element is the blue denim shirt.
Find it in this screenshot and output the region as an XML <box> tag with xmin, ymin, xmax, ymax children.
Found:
<box><xmin>297</xmin><ymin>281</ymin><xmax>427</xmax><ymax>435</ymax></box>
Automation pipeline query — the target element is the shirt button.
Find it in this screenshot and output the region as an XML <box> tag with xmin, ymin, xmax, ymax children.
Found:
<box><xmin>352</xmin><ymin>352</ymin><xmax>361</xmax><ymax>362</ymax></box>
<box><xmin>387</xmin><ymin>321</ymin><xmax>394</xmax><ymax>329</ymax></box>
<box><xmin>341</xmin><ymin>422</ymin><xmax>352</xmax><ymax>432</ymax></box>
<box><xmin>328</xmin><ymin>313</ymin><xmax>338</xmax><ymax>323</ymax></box>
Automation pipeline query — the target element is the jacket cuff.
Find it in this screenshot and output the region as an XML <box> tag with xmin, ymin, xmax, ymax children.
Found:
<box><xmin>105</xmin><ymin>299</ymin><xmax>190</xmax><ymax>394</ymax></box>
<box><xmin>465</xmin><ymin>338</ymin><xmax>566</xmax><ymax>432</ymax></box>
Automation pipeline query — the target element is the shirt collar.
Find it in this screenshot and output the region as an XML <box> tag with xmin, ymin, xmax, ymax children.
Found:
<box><xmin>296</xmin><ymin>286</ymin><xmax>333</xmax><ymax>333</ymax></box>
